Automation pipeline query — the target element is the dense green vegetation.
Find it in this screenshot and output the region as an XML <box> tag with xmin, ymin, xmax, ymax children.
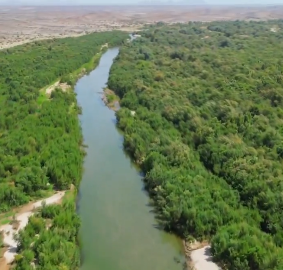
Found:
<box><xmin>14</xmin><ymin>193</ymin><xmax>80</xmax><ymax>270</ymax></box>
<box><xmin>108</xmin><ymin>21</ymin><xmax>283</xmax><ymax>269</ymax></box>
<box><xmin>0</xmin><ymin>31</ymin><xmax>127</xmax><ymax>211</ymax></box>
<box><xmin>0</xmin><ymin>31</ymin><xmax>127</xmax><ymax>269</ymax></box>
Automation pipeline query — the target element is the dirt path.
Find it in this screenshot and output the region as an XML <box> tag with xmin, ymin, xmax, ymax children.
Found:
<box><xmin>45</xmin><ymin>81</ymin><xmax>59</xmax><ymax>95</ymax></box>
<box><xmin>0</xmin><ymin>192</ymin><xmax>65</xmax><ymax>266</ymax></box>
<box><xmin>45</xmin><ymin>81</ymin><xmax>70</xmax><ymax>95</ymax></box>
<box><xmin>191</xmin><ymin>245</ymin><xmax>220</xmax><ymax>270</ymax></box>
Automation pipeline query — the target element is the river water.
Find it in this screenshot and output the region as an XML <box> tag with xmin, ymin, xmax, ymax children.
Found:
<box><xmin>76</xmin><ymin>48</ymin><xmax>185</xmax><ymax>270</ymax></box>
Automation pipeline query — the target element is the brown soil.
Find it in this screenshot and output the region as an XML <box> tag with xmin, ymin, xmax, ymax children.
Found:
<box><xmin>0</xmin><ymin>255</ymin><xmax>9</xmax><ymax>270</ymax></box>
<box><xmin>0</xmin><ymin>245</ymin><xmax>9</xmax><ymax>270</ymax></box>
<box><xmin>45</xmin><ymin>81</ymin><xmax>71</xmax><ymax>96</ymax></box>
<box><xmin>1</xmin><ymin>5</ymin><xmax>283</xmax><ymax>50</ymax></box>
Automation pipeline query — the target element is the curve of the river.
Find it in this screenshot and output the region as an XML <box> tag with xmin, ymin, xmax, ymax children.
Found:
<box><xmin>76</xmin><ymin>48</ymin><xmax>185</xmax><ymax>270</ymax></box>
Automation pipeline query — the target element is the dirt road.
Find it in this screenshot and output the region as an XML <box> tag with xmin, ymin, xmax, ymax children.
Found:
<box><xmin>0</xmin><ymin>192</ymin><xmax>65</xmax><ymax>265</ymax></box>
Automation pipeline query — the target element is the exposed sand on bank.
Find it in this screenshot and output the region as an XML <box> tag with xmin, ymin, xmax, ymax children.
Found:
<box><xmin>191</xmin><ymin>245</ymin><xmax>220</xmax><ymax>270</ymax></box>
<box><xmin>45</xmin><ymin>81</ymin><xmax>70</xmax><ymax>95</ymax></box>
<box><xmin>0</xmin><ymin>192</ymin><xmax>65</xmax><ymax>265</ymax></box>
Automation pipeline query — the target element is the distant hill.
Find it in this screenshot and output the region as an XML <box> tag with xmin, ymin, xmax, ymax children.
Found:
<box><xmin>0</xmin><ymin>0</ymin><xmax>207</xmax><ymax>6</ymax></box>
<box><xmin>138</xmin><ymin>0</ymin><xmax>207</xmax><ymax>5</ymax></box>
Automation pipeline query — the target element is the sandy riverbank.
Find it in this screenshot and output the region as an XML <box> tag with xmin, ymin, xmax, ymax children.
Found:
<box><xmin>190</xmin><ymin>245</ymin><xmax>220</xmax><ymax>270</ymax></box>
<box><xmin>184</xmin><ymin>240</ymin><xmax>220</xmax><ymax>270</ymax></box>
<box><xmin>0</xmin><ymin>192</ymin><xmax>65</xmax><ymax>267</ymax></box>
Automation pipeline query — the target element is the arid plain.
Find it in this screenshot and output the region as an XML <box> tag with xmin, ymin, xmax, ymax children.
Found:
<box><xmin>1</xmin><ymin>5</ymin><xmax>283</xmax><ymax>49</ymax></box>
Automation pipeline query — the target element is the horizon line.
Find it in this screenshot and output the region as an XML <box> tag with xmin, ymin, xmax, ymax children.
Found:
<box><xmin>0</xmin><ymin>3</ymin><xmax>282</xmax><ymax>6</ymax></box>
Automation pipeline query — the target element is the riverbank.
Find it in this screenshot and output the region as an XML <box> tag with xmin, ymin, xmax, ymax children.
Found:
<box><xmin>191</xmin><ymin>246</ymin><xmax>220</xmax><ymax>270</ymax></box>
<box><xmin>0</xmin><ymin>32</ymin><xmax>129</xmax><ymax>270</ymax></box>
<box><xmin>183</xmin><ymin>240</ymin><xmax>220</xmax><ymax>270</ymax></box>
<box><xmin>0</xmin><ymin>191</ymin><xmax>65</xmax><ymax>269</ymax></box>
<box><xmin>0</xmin><ymin>49</ymin><xmax>103</xmax><ymax>268</ymax></box>
<box><xmin>102</xmin><ymin>87</ymin><xmax>219</xmax><ymax>270</ymax></box>
<box><xmin>41</xmin><ymin>43</ymin><xmax>109</xmax><ymax>99</ymax></box>
<box><xmin>0</xmin><ymin>46</ymin><xmax>108</xmax><ymax>269</ymax></box>
<box><xmin>102</xmin><ymin>88</ymin><xmax>120</xmax><ymax>111</ymax></box>
<box><xmin>105</xmin><ymin>29</ymin><xmax>228</xmax><ymax>270</ymax></box>
<box><xmin>77</xmin><ymin>47</ymin><xmax>186</xmax><ymax>270</ymax></box>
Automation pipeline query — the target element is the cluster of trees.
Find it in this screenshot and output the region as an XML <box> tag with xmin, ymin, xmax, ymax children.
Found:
<box><xmin>108</xmin><ymin>21</ymin><xmax>283</xmax><ymax>269</ymax></box>
<box><xmin>0</xmin><ymin>31</ymin><xmax>127</xmax><ymax>269</ymax></box>
<box><xmin>14</xmin><ymin>195</ymin><xmax>80</xmax><ymax>270</ymax></box>
<box><xmin>0</xmin><ymin>31</ymin><xmax>128</xmax><ymax>211</ymax></box>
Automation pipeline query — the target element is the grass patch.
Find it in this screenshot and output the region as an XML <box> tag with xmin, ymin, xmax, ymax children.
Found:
<box><xmin>103</xmin><ymin>88</ymin><xmax>120</xmax><ymax>111</ymax></box>
<box><xmin>0</xmin><ymin>211</ymin><xmax>15</xmax><ymax>225</ymax></box>
<box><xmin>107</xmin><ymin>93</ymin><xmax>117</xmax><ymax>103</ymax></box>
<box><xmin>37</xmin><ymin>90</ymin><xmax>48</xmax><ymax>105</ymax></box>
<box><xmin>59</xmin><ymin>51</ymin><xmax>103</xmax><ymax>88</ymax></box>
<box><xmin>71</xmin><ymin>52</ymin><xmax>102</xmax><ymax>78</ymax></box>
<box><xmin>3</xmin><ymin>211</ymin><xmax>15</xmax><ymax>218</ymax></box>
<box><xmin>1</xmin><ymin>219</ymin><xmax>11</xmax><ymax>225</ymax></box>
<box><xmin>64</xmin><ymin>190</ymin><xmax>74</xmax><ymax>201</ymax></box>
<box><xmin>33</xmin><ymin>189</ymin><xmax>55</xmax><ymax>201</ymax></box>
<box><xmin>0</xmin><ymin>210</ymin><xmax>15</xmax><ymax>219</ymax></box>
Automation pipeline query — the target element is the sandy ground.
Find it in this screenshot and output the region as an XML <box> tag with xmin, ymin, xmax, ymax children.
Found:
<box><xmin>45</xmin><ymin>81</ymin><xmax>70</xmax><ymax>95</ymax></box>
<box><xmin>1</xmin><ymin>5</ymin><xmax>283</xmax><ymax>49</ymax></box>
<box><xmin>191</xmin><ymin>246</ymin><xmax>220</xmax><ymax>270</ymax></box>
<box><xmin>46</xmin><ymin>81</ymin><xmax>60</xmax><ymax>95</ymax></box>
<box><xmin>0</xmin><ymin>192</ymin><xmax>65</xmax><ymax>265</ymax></box>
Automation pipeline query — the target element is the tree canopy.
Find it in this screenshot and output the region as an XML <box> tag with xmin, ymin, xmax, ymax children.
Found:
<box><xmin>108</xmin><ymin>20</ymin><xmax>283</xmax><ymax>269</ymax></box>
<box><xmin>15</xmin><ymin>195</ymin><xmax>80</xmax><ymax>270</ymax></box>
<box><xmin>0</xmin><ymin>31</ymin><xmax>127</xmax><ymax>211</ymax></box>
<box><xmin>0</xmin><ymin>31</ymin><xmax>128</xmax><ymax>269</ymax></box>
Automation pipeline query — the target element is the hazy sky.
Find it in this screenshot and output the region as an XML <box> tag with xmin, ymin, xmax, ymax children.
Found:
<box><xmin>0</xmin><ymin>0</ymin><xmax>282</xmax><ymax>5</ymax></box>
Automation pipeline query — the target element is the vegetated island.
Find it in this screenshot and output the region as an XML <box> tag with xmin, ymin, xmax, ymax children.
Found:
<box><xmin>108</xmin><ymin>20</ymin><xmax>283</xmax><ymax>270</ymax></box>
<box><xmin>0</xmin><ymin>31</ymin><xmax>128</xmax><ymax>270</ymax></box>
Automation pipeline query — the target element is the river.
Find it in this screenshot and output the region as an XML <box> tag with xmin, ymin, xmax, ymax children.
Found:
<box><xmin>76</xmin><ymin>47</ymin><xmax>186</xmax><ymax>270</ymax></box>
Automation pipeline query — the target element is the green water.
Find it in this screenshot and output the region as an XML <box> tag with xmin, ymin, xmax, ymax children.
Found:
<box><xmin>76</xmin><ymin>48</ymin><xmax>185</xmax><ymax>270</ymax></box>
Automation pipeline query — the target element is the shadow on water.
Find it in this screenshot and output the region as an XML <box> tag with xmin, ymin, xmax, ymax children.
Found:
<box><xmin>111</xmin><ymin>117</ymin><xmax>117</xmax><ymax>125</ymax></box>
<box><xmin>153</xmin><ymin>223</ymin><xmax>165</xmax><ymax>231</ymax></box>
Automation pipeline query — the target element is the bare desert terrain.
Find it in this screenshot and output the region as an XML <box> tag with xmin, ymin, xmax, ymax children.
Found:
<box><xmin>1</xmin><ymin>5</ymin><xmax>283</xmax><ymax>49</ymax></box>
